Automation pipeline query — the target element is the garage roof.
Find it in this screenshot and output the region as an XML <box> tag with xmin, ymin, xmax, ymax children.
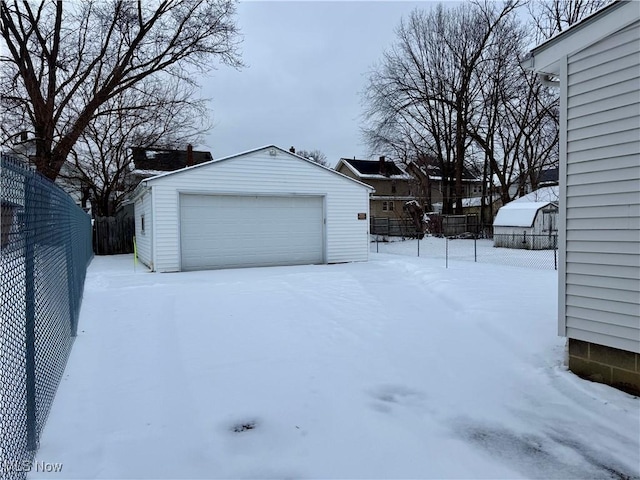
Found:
<box><xmin>138</xmin><ymin>145</ymin><xmax>373</xmax><ymax>191</ymax></box>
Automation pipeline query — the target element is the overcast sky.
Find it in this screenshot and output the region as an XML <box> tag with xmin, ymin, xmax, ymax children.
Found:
<box><xmin>198</xmin><ymin>1</ymin><xmax>438</xmax><ymax>166</ymax></box>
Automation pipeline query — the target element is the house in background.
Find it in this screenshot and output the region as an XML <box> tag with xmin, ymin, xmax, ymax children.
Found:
<box><xmin>335</xmin><ymin>156</ymin><xmax>415</xmax><ymax>219</ymax></box>
<box><xmin>537</xmin><ymin>167</ymin><xmax>560</xmax><ymax>188</ymax></box>
<box><xmin>3</xmin><ymin>134</ymin><xmax>91</xmax><ymax>213</ymax></box>
<box><xmin>526</xmin><ymin>0</ymin><xmax>639</xmax><ymax>395</ymax></box>
<box><xmin>121</xmin><ymin>145</ymin><xmax>214</xmax><ymax>212</ymax></box>
<box><xmin>129</xmin><ymin>145</ymin><xmax>213</xmax><ymax>184</ymax></box>
<box><xmin>458</xmin><ymin>195</ymin><xmax>501</xmax><ymax>221</ymax></box>
<box><xmin>406</xmin><ymin>156</ymin><xmax>484</xmax><ymax>212</ymax></box>
<box><xmin>493</xmin><ymin>187</ymin><xmax>559</xmax><ymax>250</ymax></box>
<box><xmin>510</xmin><ymin>166</ymin><xmax>560</xmax><ymax>198</ymax></box>
<box><xmin>56</xmin><ymin>161</ymin><xmax>91</xmax><ymax>212</ymax></box>
<box><xmin>134</xmin><ymin>145</ymin><xmax>372</xmax><ymax>272</ymax></box>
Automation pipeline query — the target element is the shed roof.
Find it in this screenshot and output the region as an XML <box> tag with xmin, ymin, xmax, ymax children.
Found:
<box><xmin>494</xmin><ymin>202</ymin><xmax>556</xmax><ymax>228</ymax></box>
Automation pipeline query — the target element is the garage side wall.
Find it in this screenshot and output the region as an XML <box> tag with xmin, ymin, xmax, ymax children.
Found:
<box><xmin>134</xmin><ymin>189</ymin><xmax>153</xmax><ymax>269</ymax></box>
<box><xmin>148</xmin><ymin>150</ymin><xmax>370</xmax><ymax>272</ymax></box>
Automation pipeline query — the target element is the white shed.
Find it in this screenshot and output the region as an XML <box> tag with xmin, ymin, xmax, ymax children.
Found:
<box><xmin>527</xmin><ymin>1</ymin><xmax>640</xmax><ymax>394</ymax></box>
<box><xmin>133</xmin><ymin>145</ymin><xmax>373</xmax><ymax>272</ymax></box>
<box><xmin>493</xmin><ymin>201</ymin><xmax>558</xmax><ymax>249</ymax></box>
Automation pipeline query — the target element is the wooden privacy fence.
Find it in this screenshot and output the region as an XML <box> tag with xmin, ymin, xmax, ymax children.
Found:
<box><xmin>93</xmin><ymin>215</ymin><xmax>134</xmax><ymax>255</ymax></box>
<box><xmin>441</xmin><ymin>214</ymin><xmax>480</xmax><ymax>237</ymax></box>
<box><xmin>370</xmin><ymin>216</ymin><xmax>419</xmax><ymax>237</ymax></box>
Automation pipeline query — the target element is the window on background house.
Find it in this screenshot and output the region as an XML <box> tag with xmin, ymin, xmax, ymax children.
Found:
<box><xmin>391</xmin><ymin>181</ymin><xmax>397</xmax><ymax>194</ymax></box>
<box><xmin>383</xmin><ymin>201</ymin><xmax>394</xmax><ymax>212</ymax></box>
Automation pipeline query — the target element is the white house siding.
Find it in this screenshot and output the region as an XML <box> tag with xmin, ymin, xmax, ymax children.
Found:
<box><xmin>134</xmin><ymin>189</ymin><xmax>153</xmax><ymax>269</ymax></box>
<box><xmin>564</xmin><ymin>20</ymin><xmax>640</xmax><ymax>353</ymax></box>
<box><xmin>146</xmin><ymin>148</ymin><xmax>370</xmax><ymax>272</ymax></box>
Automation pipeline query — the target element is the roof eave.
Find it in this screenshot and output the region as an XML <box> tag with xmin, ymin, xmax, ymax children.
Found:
<box><xmin>144</xmin><ymin>145</ymin><xmax>374</xmax><ymax>191</ymax></box>
<box><xmin>336</xmin><ymin>159</ymin><xmax>365</xmax><ymax>180</ymax></box>
<box><xmin>524</xmin><ymin>0</ymin><xmax>635</xmax><ymax>75</ymax></box>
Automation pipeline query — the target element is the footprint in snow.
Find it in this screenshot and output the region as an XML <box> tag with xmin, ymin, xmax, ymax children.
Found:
<box><xmin>368</xmin><ymin>384</ymin><xmax>426</xmax><ymax>413</ymax></box>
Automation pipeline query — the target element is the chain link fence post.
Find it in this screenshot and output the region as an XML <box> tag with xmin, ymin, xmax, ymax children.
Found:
<box><xmin>474</xmin><ymin>235</ymin><xmax>477</xmax><ymax>263</ymax></box>
<box><xmin>66</xmin><ymin>218</ymin><xmax>78</xmax><ymax>337</ymax></box>
<box><xmin>23</xmin><ymin>173</ymin><xmax>38</xmax><ymax>452</ymax></box>
<box><xmin>446</xmin><ymin>237</ymin><xmax>449</xmax><ymax>269</ymax></box>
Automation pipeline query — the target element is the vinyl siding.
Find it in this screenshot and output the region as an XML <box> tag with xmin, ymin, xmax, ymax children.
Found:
<box><xmin>134</xmin><ymin>190</ymin><xmax>153</xmax><ymax>269</ymax></box>
<box><xmin>146</xmin><ymin>148</ymin><xmax>370</xmax><ymax>272</ymax></box>
<box><xmin>564</xmin><ymin>20</ymin><xmax>640</xmax><ymax>353</ymax></box>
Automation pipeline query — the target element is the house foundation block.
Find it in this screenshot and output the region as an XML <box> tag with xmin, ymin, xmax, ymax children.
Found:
<box><xmin>568</xmin><ymin>339</ymin><xmax>640</xmax><ymax>396</ymax></box>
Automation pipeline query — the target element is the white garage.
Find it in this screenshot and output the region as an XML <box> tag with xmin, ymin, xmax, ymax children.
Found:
<box><xmin>133</xmin><ymin>145</ymin><xmax>373</xmax><ymax>272</ymax></box>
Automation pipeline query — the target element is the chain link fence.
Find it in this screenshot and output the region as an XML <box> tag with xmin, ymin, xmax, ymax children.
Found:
<box><xmin>371</xmin><ymin>233</ymin><xmax>558</xmax><ymax>270</ymax></box>
<box><xmin>1</xmin><ymin>154</ymin><xmax>93</xmax><ymax>480</ymax></box>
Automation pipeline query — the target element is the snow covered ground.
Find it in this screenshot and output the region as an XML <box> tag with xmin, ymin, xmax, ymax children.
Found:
<box><xmin>29</xmin><ymin>254</ymin><xmax>639</xmax><ymax>479</ymax></box>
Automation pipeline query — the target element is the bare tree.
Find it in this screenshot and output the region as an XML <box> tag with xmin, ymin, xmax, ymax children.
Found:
<box><xmin>296</xmin><ymin>149</ymin><xmax>329</xmax><ymax>167</ymax></box>
<box><xmin>528</xmin><ymin>0</ymin><xmax>609</xmax><ymax>41</ymax></box>
<box><xmin>0</xmin><ymin>0</ymin><xmax>241</xmax><ymax>180</ymax></box>
<box><xmin>362</xmin><ymin>5</ymin><xmax>460</xmax><ymax>214</ymax></box>
<box><xmin>362</xmin><ymin>1</ymin><xmax>521</xmax><ymax>214</ymax></box>
<box><xmin>362</xmin><ymin>0</ymin><xmax>606</xmax><ymax>223</ymax></box>
<box><xmin>60</xmin><ymin>76</ymin><xmax>209</xmax><ymax>216</ymax></box>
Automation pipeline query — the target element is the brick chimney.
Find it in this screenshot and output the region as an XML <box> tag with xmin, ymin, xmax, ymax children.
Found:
<box><xmin>379</xmin><ymin>155</ymin><xmax>386</xmax><ymax>176</ymax></box>
<box><xmin>186</xmin><ymin>144</ymin><xmax>194</xmax><ymax>167</ymax></box>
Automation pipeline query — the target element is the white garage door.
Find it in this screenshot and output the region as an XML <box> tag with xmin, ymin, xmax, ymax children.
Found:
<box><xmin>180</xmin><ymin>194</ymin><xmax>324</xmax><ymax>270</ymax></box>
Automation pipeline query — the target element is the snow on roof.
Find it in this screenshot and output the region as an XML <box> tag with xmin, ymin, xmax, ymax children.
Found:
<box><xmin>338</xmin><ymin>158</ymin><xmax>413</xmax><ymax>180</ymax></box>
<box><xmin>462</xmin><ymin>196</ymin><xmax>500</xmax><ymax>208</ymax></box>
<box><xmin>512</xmin><ymin>186</ymin><xmax>559</xmax><ymax>205</ymax></box>
<box><xmin>431</xmin><ymin>195</ymin><xmax>498</xmax><ymax>209</ymax></box>
<box><xmin>494</xmin><ymin>201</ymin><xmax>555</xmax><ymax>228</ymax></box>
<box><xmin>132</xmin><ymin>169</ymin><xmax>168</xmax><ymax>177</ymax></box>
<box><xmin>413</xmin><ymin>162</ymin><xmax>478</xmax><ymax>181</ymax></box>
